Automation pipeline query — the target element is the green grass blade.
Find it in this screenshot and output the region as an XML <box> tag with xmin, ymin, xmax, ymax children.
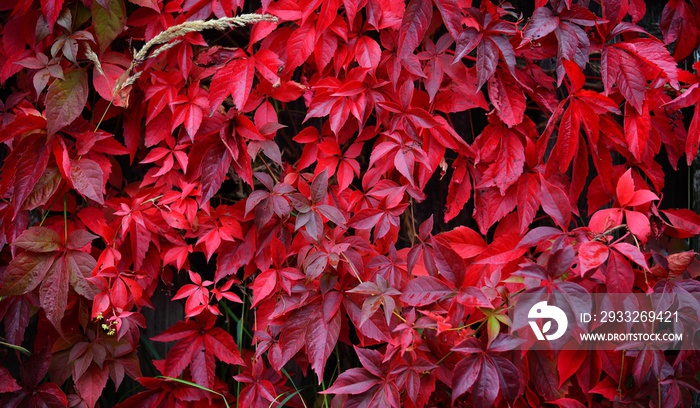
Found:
<box><xmin>0</xmin><ymin>340</ymin><xmax>31</xmax><ymax>355</ymax></box>
<box><xmin>157</xmin><ymin>376</ymin><xmax>231</xmax><ymax>408</ymax></box>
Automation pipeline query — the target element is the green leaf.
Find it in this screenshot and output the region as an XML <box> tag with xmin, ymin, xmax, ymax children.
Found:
<box><xmin>92</xmin><ymin>0</ymin><xmax>126</xmax><ymax>53</ymax></box>
<box><xmin>46</xmin><ymin>69</ymin><xmax>88</xmax><ymax>136</ymax></box>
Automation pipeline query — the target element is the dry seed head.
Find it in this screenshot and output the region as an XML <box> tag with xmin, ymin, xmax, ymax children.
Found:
<box><xmin>85</xmin><ymin>46</ymin><xmax>104</xmax><ymax>75</ymax></box>
<box><xmin>112</xmin><ymin>13</ymin><xmax>278</xmax><ymax>104</ymax></box>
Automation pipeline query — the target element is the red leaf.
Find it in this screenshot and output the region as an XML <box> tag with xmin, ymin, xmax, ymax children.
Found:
<box><xmin>452</xmin><ymin>354</ymin><xmax>520</xmax><ymax>406</ymax></box>
<box><xmin>433</xmin><ymin>0</ymin><xmax>462</xmax><ymax>40</ymax></box>
<box><xmin>615</xmin><ymin>168</ymin><xmax>636</xmax><ymax>207</ymax></box>
<box><xmin>602</xmin><ymin>46</ymin><xmax>646</xmax><ymax>113</ymax></box>
<box><xmin>355</xmin><ymin>36</ymin><xmax>381</xmax><ymax>70</ymax></box>
<box><xmin>523</xmin><ymin>7</ymin><xmax>558</xmax><ymax>40</ymax></box>
<box><xmin>254</xmin><ymin>49</ymin><xmax>282</xmax><ymax>85</ymax></box>
<box><xmin>0</xmin><ymin>295</ymin><xmax>33</xmax><ymax>345</ymax></box>
<box><xmin>624</xmin><ymin>100</ymin><xmax>651</xmax><ymax>162</ymax></box>
<box><xmin>556</xmin><ymin>349</ymin><xmax>587</xmax><ymax>388</ymax></box>
<box><xmin>209</xmin><ymin>62</ymin><xmax>236</xmax><ymax>113</ymax></box>
<box><xmin>473</xmin><ymin>186</ymin><xmax>517</xmax><ymax>234</ymax></box>
<box><xmin>479</xmin><ymin>131</ymin><xmax>525</xmax><ymax>194</ymax></box>
<box><xmin>625</xmin><ymin>210</ymin><xmax>651</xmax><ymax>243</ymax></box>
<box><xmin>528</xmin><ymin>350</ymin><xmax>564</xmax><ymax>401</ymax></box>
<box><xmin>322</xmin><ymin>368</ymin><xmax>378</xmax><ymax>395</ymax></box>
<box><xmin>8</xmin><ymin>135</ymin><xmax>51</xmax><ymax>218</ymax></box>
<box><xmin>397</xmin><ymin>0</ymin><xmax>433</xmax><ymax>60</ymax></box>
<box><xmin>39</xmin><ymin>256</ymin><xmax>70</xmax><ymax>329</ymax></box>
<box><xmin>476</xmin><ymin>38</ymin><xmax>499</xmax><ymax>90</ymax></box>
<box><xmin>620</xmin><ymin>39</ymin><xmax>678</xmax><ymax>89</ymax></box>
<box><xmin>661</xmin><ymin>208</ymin><xmax>700</xmax><ymax>238</ymax></box>
<box><xmin>22</xmin><ymin>166</ymin><xmax>62</xmax><ymax>211</ymax></box>
<box><xmin>550</xmin><ymin>105</ymin><xmax>580</xmax><ymax>173</ymax></box>
<box><xmin>41</xmin><ymin>0</ymin><xmax>64</xmax><ymax>27</ymax></box>
<box><xmin>46</xmin><ymin>69</ymin><xmax>88</xmax><ymax>136</ymax></box>
<box><xmin>74</xmin><ymin>364</ymin><xmax>110</xmax><ymax>408</ymax></box>
<box><xmin>661</xmin><ymin>0</ymin><xmax>699</xmax><ymax>60</ymax></box>
<box><xmin>451</xmin><ymin>356</ymin><xmax>486</xmax><ymax>403</ymax></box>
<box><xmin>34</xmin><ymin>383</ymin><xmax>69</xmax><ymax>407</ymax></box>
<box><xmin>612</xmin><ymin>242</ymin><xmax>650</xmax><ymax>271</ymax></box>
<box><xmin>230</xmin><ymin>57</ymin><xmax>256</xmax><ymax>111</ymax></box>
<box><xmin>488</xmin><ymin>68</ymin><xmax>525</xmax><ymax>128</ymax></box>
<box><xmin>400</xmin><ymin>276</ymin><xmax>454</xmax><ymax>306</ymax></box>
<box><xmin>286</xmin><ymin>20</ymin><xmax>316</xmax><ymax>71</ymax></box>
<box><xmin>0</xmin><ymin>253</ymin><xmax>55</xmax><ymax>296</ymax></box>
<box><xmin>444</xmin><ymin>156</ymin><xmax>472</xmax><ymax>222</ymax></box>
<box><xmin>662</xmin><ymin>83</ymin><xmax>700</xmax><ymax>165</ymax></box>
<box><xmin>550</xmin><ymin>398</ymin><xmax>587</xmax><ymax>408</ymax></box>
<box><xmin>348</xmin><ymin>209</ymin><xmax>383</xmax><ymax>230</ymax></box>
<box><xmin>589</xmin><ymin>376</ymin><xmax>619</xmax><ymax>400</ymax></box>
<box><xmin>686</xmin><ymin>102</ymin><xmax>700</xmax><ymax>166</ymax></box>
<box><xmin>192</xmin><ymin>137</ymin><xmax>233</xmax><ymax>205</ymax></box>
<box><xmin>306</xmin><ymin>306</ymin><xmax>341</xmax><ymax>382</ymax></box>
<box><xmin>578</xmin><ymin>241</ymin><xmax>609</xmax><ymax>274</ymax></box>
<box><xmin>0</xmin><ymin>366</ymin><xmax>21</xmax><ymax>393</ymax></box>
<box><xmin>203</xmin><ymin>327</ymin><xmax>244</xmax><ymax>365</ymax></box>
<box><xmin>153</xmin><ymin>313</ymin><xmax>243</xmax><ymax>389</ymax></box>
<box><xmin>606</xmin><ymin>249</ymin><xmax>634</xmax><ymax>293</ymax></box>
<box><xmin>70</xmin><ymin>158</ymin><xmax>105</xmax><ymax>205</ymax></box>
<box><xmin>539</xmin><ymin>177</ymin><xmax>571</xmax><ymax>230</ymax></box>
<box><xmin>589</xmin><ymin>208</ymin><xmax>624</xmax><ymax>235</ymax></box>
<box><xmin>270</xmin><ymin>308</ymin><xmax>308</xmax><ymax>371</ymax></box>
<box><xmin>251</xmin><ymin>268</ymin><xmax>277</xmax><ymax>307</ymax></box>
<box><xmin>1</xmin><ymin>226</ymin><xmax>95</xmax><ymax>330</ymax></box>
<box><xmin>517</xmin><ymin>172</ymin><xmax>541</xmax><ymax>231</ymax></box>
<box><xmin>438</xmin><ymin>226</ymin><xmax>486</xmax><ymax>258</ymax></box>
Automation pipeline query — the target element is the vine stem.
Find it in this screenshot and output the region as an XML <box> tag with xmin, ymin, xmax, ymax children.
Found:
<box><xmin>408</xmin><ymin>197</ymin><xmax>416</xmax><ymax>246</ymax></box>
<box><xmin>258</xmin><ymin>154</ymin><xmax>279</xmax><ymax>184</ymax></box>
<box><xmin>39</xmin><ymin>181</ymin><xmax>66</xmax><ymax>226</ymax></box>
<box><xmin>594</xmin><ymin>223</ymin><xmax>629</xmax><ymax>241</ymax></box>
<box><xmin>63</xmin><ymin>194</ymin><xmax>68</xmax><ymax>242</ymax></box>
<box><xmin>421</xmin><ymin>351</ymin><xmax>453</xmax><ymax>379</ymax></box>
<box><xmin>93</xmin><ymin>100</ymin><xmax>113</xmax><ymax>132</ymax></box>
<box><xmin>340</xmin><ymin>251</ymin><xmax>363</xmax><ymax>284</ymax></box>
<box><xmin>618</xmin><ymin>350</ymin><xmax>626</xmax><ymax>397</ymax></box>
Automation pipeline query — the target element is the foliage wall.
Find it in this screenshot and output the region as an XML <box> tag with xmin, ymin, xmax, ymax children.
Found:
<box><xmin>1</xmin><ymin>0</ymin><xmax>700</xmax><ymax>406</ymax></box>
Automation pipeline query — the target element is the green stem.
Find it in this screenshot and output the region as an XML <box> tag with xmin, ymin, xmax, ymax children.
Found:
<box><xmin>63</xmin><ymin>194</ymin><xmax>68</xmax><ymax>242</ymax></box>
<box><xmin>93</xmin><ymin>100</ymin><xmax>114</xmax><ymax>132</ymax></box>
<box><xmin>235</xmin><ymin>292</ymin><xmax>247</xmax><ymax>408</ymax></box>
<box><xmin>280</xmin><ymin>368</ymin><xmax>309</xmax><ymax>408</ymax></box>
<box><xmin>39</xmin><ymin>181</ymin><xmax>65</xmax><ymax>226</ymax></box>
<box><xmin>618</xmin><ymin>350</ymin><xmax>626</xmax><ymax>397</ymax></box>
<box><xmin>220</xmin><ymin>301</ymin><xmax>252</xmax><ymax>339</ymax></box>
<box><xmin>321</xmin><ymin>378</ymin><xmax>329</xmax><ymax>408</ymax></box>
<box><xmin>157</xmin><ymin>376</ymin><xmax>230</xmax><ymax>408</ymax></box>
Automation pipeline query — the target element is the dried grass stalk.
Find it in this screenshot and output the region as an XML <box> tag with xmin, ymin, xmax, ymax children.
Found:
<box><xmin>112</xmin><ymin>13</ymin><xmax>278</xmax><ymax>99</ymax></box>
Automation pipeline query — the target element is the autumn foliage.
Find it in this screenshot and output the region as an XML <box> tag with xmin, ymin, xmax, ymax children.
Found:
<box><xmin>2</xmin><ymin>0</ymin><xmax>700</xmax><ymax>406</ymax></box>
